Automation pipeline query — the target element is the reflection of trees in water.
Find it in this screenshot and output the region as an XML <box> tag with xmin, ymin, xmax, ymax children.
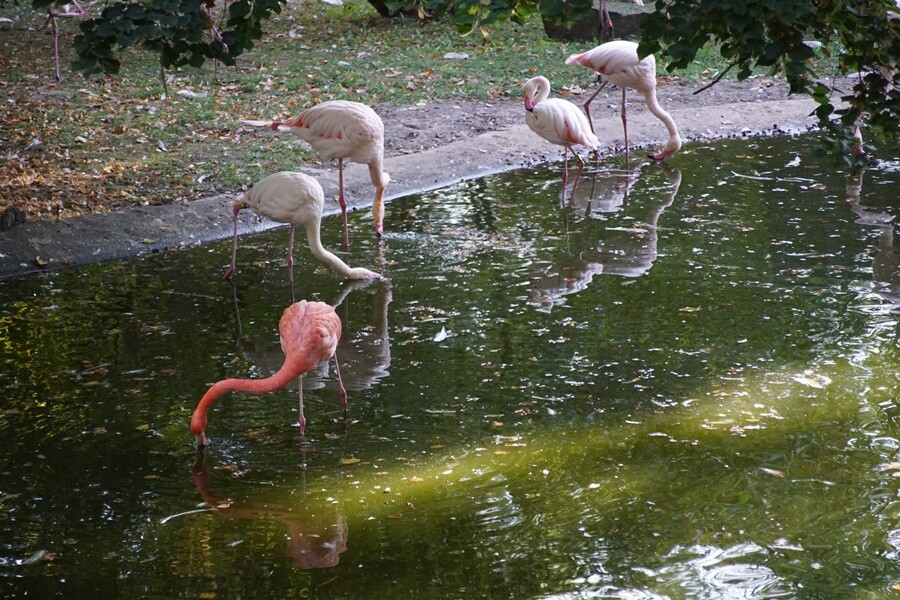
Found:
<box><xmin>309</xmin><ymin>278</ymin><xmax>392</xmax><ymax>392</ymax></box>
<box><xmin>192</xmin><ymin>452</ymin><xmax>348</xmax><ymax>569</ymax></box>
<box><xmin>529</xmin><ymin>163</ymin><xmax>681</xmax><ymax>312</ymax></box>
<box><xmin>229</xmin><ymin>278</ymin><xmax>392</xmax><ymax>392</ymax></box>
<box><xmin>846</xmin><ymin>169</ymin><xmax>899</xmax><ymax>309</ymax></box>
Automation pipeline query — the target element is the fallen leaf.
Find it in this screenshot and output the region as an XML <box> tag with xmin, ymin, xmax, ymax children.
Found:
<box><xmin>791</xmin><ymin>371</ymin><xmax>831</xmax><ymax>389</ymax></box>
<box><xmin>756</xmin><ymin>467</ymin><xmax>785</xmax><ymax>478</ymax></box>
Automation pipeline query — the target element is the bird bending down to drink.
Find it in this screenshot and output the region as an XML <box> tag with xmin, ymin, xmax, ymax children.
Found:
<box><xmin>190</xmin><ymin>300</ymin><xmax>347</xmax><ymax>446</ymax></box>
<box><xmin>270</xmin><ymin>101</ymin><xmax>390</xmax><ymax>248</ymax></box>
<box><xmin>566</xmin><ymin>40</ymin><xmax>681</xmax><ymax>161</ymax></box>
<box><xmin>224</xmin><ymin>171</ymin><xmax>380</xmax><ymax>282</ymax></box>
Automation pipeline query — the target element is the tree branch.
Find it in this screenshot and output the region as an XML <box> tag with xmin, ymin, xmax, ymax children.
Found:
<box><xmin>692</xmin><ymin>61</ymin><xmax>738</xmax><ymax>95</ymax></box>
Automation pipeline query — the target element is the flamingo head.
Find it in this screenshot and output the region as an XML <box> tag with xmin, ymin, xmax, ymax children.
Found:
<box><xmin>348</xmin><ymin>267</ymin><xmax>381</xmax><ymax>280</ymax></box>
<box><xmin>190</xmin><ymin>411</ymin><xmax>208</xmax><ymax>447</ymax></box>
<box><xmin>523</xmin><ymin>76</ymin><xmax>550</xmax><ymax>112</ymax></box>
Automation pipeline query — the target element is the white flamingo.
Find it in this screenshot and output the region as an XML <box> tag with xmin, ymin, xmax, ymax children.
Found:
<box><xmin>270</xmin><ymin>101</ymin><xmax>390</xmax><ymax>248</ymax></box>
<box><xmin>224</xmin><ymin>171</ymin><xmax>380</xmax><ymax>282</ymax></box>
<box><xmin>566</xmin><ymin>40</ymin><xmax>681</xmax><ymax>161</ymax></box>
<box><xmin>523</xmin><ymin>75</ymin><xmax>600</xmax><ymax>202</ymax></box>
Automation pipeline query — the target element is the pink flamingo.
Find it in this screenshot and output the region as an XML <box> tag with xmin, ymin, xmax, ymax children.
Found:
<box><xmin>566</xmin><ymin>40</ymin><xmax>681</xmax><ymax>161</ymax></box>
<box><xmin>224</xmin><ymin>171</ymin><xmax>380</xmax><ymax>282</ymax></box>
<box><xmin>523</xmin><ymin>76</ymin><xmax>600</xmax><ymax>202</ymax></box>
<box><xmin>190</xmin><ymin>300</ymin><xmax>347</xmax><ymax>446</ymax></box>
<box><xmin>270</xmin><ymin>101</ymin><xmax>390</xmax><ymax>248</ymax></box>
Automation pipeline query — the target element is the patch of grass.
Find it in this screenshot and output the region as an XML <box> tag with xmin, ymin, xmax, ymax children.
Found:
<box><xmin>0</xmin><ymin>0</ymin><xmax>799</xmax><ymax>220</ymax></box>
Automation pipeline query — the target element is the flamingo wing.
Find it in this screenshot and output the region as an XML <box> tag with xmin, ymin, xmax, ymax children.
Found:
<box><xmin>528</xmin><ymin>99</ymin><xmax>598</xmax><ymax>149</ymax></box>
<box><xmin>279</xmin><ymin>301</ymin><xmax>342</xmax><ymax>369</ymax></box>
<box><xmin>244</xmin><ymin>171</ymin><xmax>324</xmax><ymax>224</ymax></box>
<box><xmin>567</xmin><ymin>40</ymin><xmax>638</xmax><ymax>73</ymax></box>
<box><xmin>293</xmin><ymin>101</ymin><xmax>384</xmax><ymax>163</ymax></box>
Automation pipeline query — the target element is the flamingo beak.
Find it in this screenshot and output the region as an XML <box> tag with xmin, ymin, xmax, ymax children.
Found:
<box><xmin>270</xmin><ymin>122</ymin><xmax>282</xmax><ymax>131</ymax></box>
<box><xmin>195</xmin><ymin>432</ymin><xmax>207</xmax><ymax>448</ymax></box>
<box><xmin>524</xmin><ymin>98</ymin><xmax>534</xmax><ymax>112</ymax></box>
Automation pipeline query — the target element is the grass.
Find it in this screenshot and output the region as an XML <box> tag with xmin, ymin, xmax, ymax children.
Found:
<box><xmin>1</xmin><ymin>0</ymin><xmax>736</xmax><ymax>220</ymax></box>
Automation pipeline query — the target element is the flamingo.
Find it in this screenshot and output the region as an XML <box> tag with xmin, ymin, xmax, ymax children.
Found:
<box><xmin>44</xmin><ymin>1</ymin><xmax>84</xmax><ymax>82</ymax></box>
<box><xmin>597</xmin><ymin>0</ymin><xmax>644</xmax><ymax>43</ymax></box>
<box><xmin>566</xmin><ymin>40</ymin><xmax>681</xmax><ymax>161</ymax></box>
<box><xmin>224</xmin><ymin>171</ymin><xmax>380</xmax><ymax>282</ymax></box>
<box><xmin>270</xmin><ymin>101</ymin><xmax>390</xmax><ymax>248</ymax></box>
<box><xmin>523</xmin><ymin>76</ymin><xmax>600</xmax><ymax>202</ymax></box>
<box><xmin>190</xmin><ymin>300</ymin><xmax>347</xmax><ymax>446</ymax></box>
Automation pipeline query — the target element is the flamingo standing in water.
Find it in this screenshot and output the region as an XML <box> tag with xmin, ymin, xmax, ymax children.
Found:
<box><xmin>270</xmin><ymin>101</ymin><xmax>390</xmax><ymax>248</ymax></box>
<box><xmin>523</xmin><ymin>76</ymin><xmax>600</xmax><ymax>202</ymax></box>
<box><xmin>190</xmin><ymin>300</ymin><xmax>347</xmax><ymax>446</ymax></box>
<box><xmin>224</xmin><ymin>171</ymin><xmax>380</xmax><ymax>282</ymax></box>
<box><xmin>566</xmin><ymin>40</ymin><xmax>681</xmax><ymax>161</ymax></box>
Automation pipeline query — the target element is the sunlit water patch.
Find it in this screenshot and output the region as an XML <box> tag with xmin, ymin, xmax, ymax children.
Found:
<box><xmin>0</xmin><ymin>134</ymin><xmax>897</xmax><ymax>599</ymax></box>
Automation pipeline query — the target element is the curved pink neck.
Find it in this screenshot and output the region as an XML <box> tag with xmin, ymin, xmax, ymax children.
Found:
<box><xmin>191</xmin><ymin>355</ymin><xmax>313</xmax><ymax>435</ymax></box>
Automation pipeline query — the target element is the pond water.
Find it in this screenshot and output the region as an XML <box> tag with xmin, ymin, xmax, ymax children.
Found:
<box><xmin>1</xmin><ymin>134</ymin><xmax>898</xmax><ymax>599</ymax></box>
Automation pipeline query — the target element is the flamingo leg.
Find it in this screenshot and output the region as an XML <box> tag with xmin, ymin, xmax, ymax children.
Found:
<box><xmin>224</xmin><ymin>202</ymin><xmax>242</xmax><ymax>279</ymax></box>
<box><xmin>50</xmin><ymin>11</ymin><xmax>61</xmax><ymax>82</ymax></box>
<box><xmin>287</xmin><ymin>224</ymin><xmax>296</xmax><ymax>283</ymax></box>
<box><xmin>333</xmin><ymin>351</ymin><xmax>348</xmax><ymax>411</ymax></box>
<box><xmin>570</xmin><ymin>152</ymin><xmax>587</xmax><ymax>207</ymax></box>
<box><xmin>560</xmin><ymin>147</ymin><xmax>571</xmax><ymax>205</ymax></box>
<box><xmin>582</xmin><ymin>80</ymin><xmax>609</xmax><ymax>134</ymax></box>
<box><xmin>337</xmin><ymin>158</ymin><xmax>350</xmax><ymax>249</ymax></box>
<box><xmin>44</xmin><ymin>0</ymin><xmax>84</xmax><ymax>82</ymax></box>
<box><xmin>298</xmin><ymin>375</ymin><xmax>306</xmax><ymax>435</ymax></box>
<box><xmin>620</xmin><ymin>87</ymin><xmax>630</xmax><ymax>163</ymax></box>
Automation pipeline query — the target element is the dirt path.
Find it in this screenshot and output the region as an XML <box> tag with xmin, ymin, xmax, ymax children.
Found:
<box><xmin>0</xmin><ymin>78</ymin><xmax>828</xmax><ymax>280</ymax></box>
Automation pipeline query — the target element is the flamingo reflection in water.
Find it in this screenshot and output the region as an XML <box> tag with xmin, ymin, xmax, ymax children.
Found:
<box><xmin>305</xmin><ymin>278</ymin><xmax>392</xmax><ymax>393</ymax></box>
<box><xmin>845</xmin><ymin>169</ymin><xmax>899</xmax><ymax>310</ymax></box>
<box><xmin>529</xmin><ymin>163</ymin><xmax>681</xmax><ymax>312</ymax></box>
<box><xmin>567</xmin><ymin>162</ymin><xmax>644</xmax><ymax>218</ymax></box>
<box><xmin>191</xmin><ymin>453</ymin><xmax>348</xmax><ymax>568</ymax></box>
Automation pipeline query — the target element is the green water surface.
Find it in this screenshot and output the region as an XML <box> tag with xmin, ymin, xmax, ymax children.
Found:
<box><xmin>0</xmin><ymin>134</ymin><xmax>898</xmax><ymax>599</ymax></box>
